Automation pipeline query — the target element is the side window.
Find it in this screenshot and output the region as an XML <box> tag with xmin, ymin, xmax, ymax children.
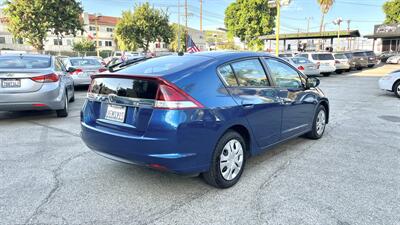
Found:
<box><xmin>231</xmin><ymin>59</ymin><xmax>269</xmax><ymax>87</ymax></box>
<box><xmin>264</xmin><ymin>59</ymin><xmax>302</xmax><ymax>89</ymax></box>
<box><xmin>311</xmin><ymin>54</ymin><xmax>319</xmax><ymax>60</ymax></box>
<box><xmin>55</xmin><ymin>59</ymin><xmax>65</xmax><ymax>71</ymax></box>
<box><xmin>218</xmin><ymin>64</ymin><xmax>238</xmax><ymax>86</ymax></box>
<box><xmin>298</xmin><ymin>54</ymin><xmax>308</xmax><ymax>59</ymax></box>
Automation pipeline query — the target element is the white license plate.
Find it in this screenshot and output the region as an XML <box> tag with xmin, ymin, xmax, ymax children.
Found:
<box><xmin>78</xmin><ymin>72</ymin><xmax>89</xmax><ymax>78</ymax></box>
<box><xmin>1</xmin><ymin>79</ymin><xmax>21</xmax><ymax>88</ymax></box>
<box><xmin>105</xmin><ymin>104</ymin><xmax>126</xmax><ymax>123</ymax></box>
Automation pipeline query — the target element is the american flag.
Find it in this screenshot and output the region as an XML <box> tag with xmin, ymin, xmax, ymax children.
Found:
<box><xmin>186</xmin><ymin>35</ymin><xmax>200</xmax><ymax>53</ymax></box>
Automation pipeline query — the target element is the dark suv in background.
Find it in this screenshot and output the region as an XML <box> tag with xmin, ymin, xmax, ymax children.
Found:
<box><xmin>343</xmin><ymin>51</ymin><xmax>368</xmax><ymax>70</ymax></box>
<box><xmin>363</xmin><ymin>51</ymin><xmax>378</xmax><ymax>68</ymax></box>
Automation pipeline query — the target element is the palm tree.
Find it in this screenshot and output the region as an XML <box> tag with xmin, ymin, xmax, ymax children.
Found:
<box><xmin>317</xmin><ymin>0</ymin><xmax>334</xmax><ymax>49</ymax></box>
<box><xmin>317</xmin><ymin>0</ymin><xmax>334</xmax><ymax>33</ymax></box>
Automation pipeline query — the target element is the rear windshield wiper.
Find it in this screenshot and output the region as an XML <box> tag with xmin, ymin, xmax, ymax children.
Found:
<box><xmin>108</xmin><ymin>57</ymin><xmax>150</xmax><ymax>72</ymax></box>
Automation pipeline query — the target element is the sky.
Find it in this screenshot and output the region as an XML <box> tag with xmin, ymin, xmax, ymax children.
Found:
<box><xmin>81</xmin><ymin>0</ymin><xmax>386</xmax><ymax>36</ymax></box>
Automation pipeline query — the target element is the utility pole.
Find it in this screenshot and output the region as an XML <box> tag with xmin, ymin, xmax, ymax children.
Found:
<box><xmin>276</xmin><ymin>0</ymin><xmax>280</xmax><ymax>56</ymax></box>
<box><xmin>200</xmin><ymin>0</ymin><xmax>203</xmax><ymax>32</ymax></box>
<box><xmin>333</xmin><ymin>17</ymin><xmax>343</xmax><ymax>51</ymax></box>
<box><xmin>306</xmin><ymin>17</ymin><xmax>312</xmax><ymax>34</ymax></box>
<box><xmin>95</xmin><ymin>15</ymin><xmax>100</xmax><ymax>57</ymax></box>
<box><xmin>178</xmin><ymin>0</ymin><xmax>181</xmax><ymax>52</ymax></box>
<box><xmin>185</xmin><ymin>0</ymin><xmax>188</xmax><ymax>52</ymax></box>
<box><xmin>347</xmin><ymin>20</ymin><xmax>351</xmax><ymax>50</ymax></box>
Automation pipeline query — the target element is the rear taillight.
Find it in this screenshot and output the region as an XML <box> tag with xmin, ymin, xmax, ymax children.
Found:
<box><xmin>297</xmin><ymin>66</ymin><xmax>304</xmax><ymax>70</ymax></box>
<box><xmin>335</xmin><ymin>60</ymin><xmax>340</xmax><ymax>64</ymax></box>
<box><xmin>154</xmin><ymin>78</ymin><xmax>203</xmax><ymax>109</ymax></box>
<box><xmin>69</xmin><ymin>68</ymin><xmax>83</xmax><ymax>75</ymax></box>
<box><xmin>31</xmin><ymin>73</ymin><xmax>59</xmax><ymax>83</ymax></box>
<box><xmin>98</xmin><ymin>68</ymin><xmax>107</xmax><ymax>73</ymax></box>
<box><xmin>316</xmin><ymin>62</ymin><xmax>320</xmax><ymax>69</ymax></box>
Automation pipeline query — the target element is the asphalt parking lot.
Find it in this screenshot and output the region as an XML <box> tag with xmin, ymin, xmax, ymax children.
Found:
<box><xmin>1</xmin><ymin>66</ymin><xmax>399</xmax><ymax>225</ymax></box>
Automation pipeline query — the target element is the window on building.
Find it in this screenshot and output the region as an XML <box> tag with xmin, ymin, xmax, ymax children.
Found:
<box><xmin>105</xmin><ymin>41</ymin><xmax>112</xmax><ymax>46</ymax></box>
<box><xmin>0</xmin><ymin>37</ymin><xmax>5</xmax><ymax>44</ymax></box>
<box><xmin>13</xmin><ymin>38</ymin><xmax>23</xmax><ymax>44</ymax></box>
<box><xmin>89</xmin><ymin>26</ymin><xmax>96</xmax><ymax>31</ymax></box>
<box><xmin>106</xmin><ymin>27</ymin><xmax>114</xmax><ymax>32</ymax></box>
<box><xmin>66</xmin><ymin>39</ymin><xmax>72</xmax><ymax>46</ymax></box>
<box><xmin>155</xmin><ymin>43</ymin><xmax>160</xmax><ymax>48</ymax></box>
<box><xmin>98</xmin><ymin>41</ymin><xmax>102</xmax><ymax>46</ymax></box>
<box><xmin>53</xmin><ymin>39</ymin><xmax>62</xmax><ymax>46</ymax></box>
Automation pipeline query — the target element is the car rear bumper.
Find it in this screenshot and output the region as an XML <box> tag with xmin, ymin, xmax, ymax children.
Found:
<box><xmin>81</xmin><ymin>121</ymin><xmax>209</xmax><ymax>174</ymax></box>
<box><xmin>72</xmin><ymin>76</ymin><xmax>91</xmax><ymax>86</ymax></box>
<box><xmin>0</xmin><ymin>83</ymin><xmax>64</xmax><ymax>111</ymax></box>
<box><xmin>303</xmin><ymin>69</ymin><xmax>320</xmax><ymax>76</ymax></box>
<box><xmin>335</xmin><ymin>64</ymin><xmax>350</xmax><ymax>70</ymax></box>
<box><xmin>319</xmin><ymin>66</ymin><xmax>336</xmax><ymax>73</ymax></box>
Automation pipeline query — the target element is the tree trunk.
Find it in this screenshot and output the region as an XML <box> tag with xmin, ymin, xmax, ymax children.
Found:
<box><xmin>318</xmin><ymin>13</ymin><xmax>325</xmax><ymax>51</ymax></box>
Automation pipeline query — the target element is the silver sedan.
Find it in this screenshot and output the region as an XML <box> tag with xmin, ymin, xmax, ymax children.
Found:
<box><xmin>0</xmin><ymin>55</ymin><xmax>74</xmax><ymax>117</ymax></box>
<box><xmin>61</xmin><ymin>57</ymin><xmax>107</xmax><ymax>86</ymax></box>
<box><xmin>284</xmin><ymin>57</ymin><xmax>320</xmax><ymax>76</ymax></box>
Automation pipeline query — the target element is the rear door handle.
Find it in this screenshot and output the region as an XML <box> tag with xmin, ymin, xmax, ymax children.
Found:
<box><xmin>242</xmin><ymin>104</ymin><xmax>254</xmax><ymax>109</ymax></box>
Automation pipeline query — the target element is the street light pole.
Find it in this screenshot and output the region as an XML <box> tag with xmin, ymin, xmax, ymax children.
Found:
<box><xmin>275</xmin><ymin>0</ymin><xmax>280</xmax><ymax>56</ymax></box>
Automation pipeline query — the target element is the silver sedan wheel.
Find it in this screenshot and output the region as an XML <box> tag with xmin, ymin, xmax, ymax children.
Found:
<box><xmin>316</xmin><ymin>110</ymin><xmax>326</xmax><ymax>136</ymax></box>
<box><xmin>219</xmin><ymin>139</ymin><xmax>244</xmax><ymax>181</ymax></box>
<box><xmin>396</xmin><ymin>85</ymin><xmax>400</xmax><ymax>96</ymax></box>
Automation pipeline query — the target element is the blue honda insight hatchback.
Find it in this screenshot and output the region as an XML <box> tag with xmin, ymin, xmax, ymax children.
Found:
<box><xmin>81</xmin><ymin>52</ymin><xmax>329</xmax><ymax>188</ymax></box>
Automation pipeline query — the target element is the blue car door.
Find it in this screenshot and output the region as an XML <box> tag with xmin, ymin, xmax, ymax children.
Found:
<box><xmin>263</xmin><ymin>58</ymin><xmax>316</xmax><ymax>139</ymax></box>
<box><xmin>218</xmin><ymin>58</ymin><xmax>282</xmax><ymax>149</ymax></box>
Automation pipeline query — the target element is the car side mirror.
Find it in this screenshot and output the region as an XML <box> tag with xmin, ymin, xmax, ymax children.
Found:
<box><xmin>66</xmin><ymin>67</ymin><xmax>76</xmax><ymax>73</ymax></box>
<box><xmin>306</xmin><ymin>77</ymin><xmax>320</xmax><ymax>89</ymax></box>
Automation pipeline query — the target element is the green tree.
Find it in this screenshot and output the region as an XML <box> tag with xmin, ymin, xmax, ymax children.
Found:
<box><xmin>383</xmin><ymin>0</ymin><xmax>400</xmax><ymax>24</ymax></box>
<box><xmin>115</xmin><ymin>3</ymin><xmax>173</xmax><ymax>53</ymax></box>
<box><xmin>3</xmin><ymin>0</ymin><xmax>84</xmax><ymax>51</ymax></box>
<box><xmin>224</xmin><ymin>0</ymin><xmax>276</xmax><ymax>50</ymax></box>
<box><xmin>316</xmin><ymin>0</ymin><xmax>335</xmax><ymax>33</ymax></box>
<box><xmin>169</xmin><ymin>24</ymin><xmax>186</xmax><ymax>52</ymax></box>
<box><xmin>72</xmin><ymin>38</ymin><xmax>96</xmax><ymax>53</ymax></box>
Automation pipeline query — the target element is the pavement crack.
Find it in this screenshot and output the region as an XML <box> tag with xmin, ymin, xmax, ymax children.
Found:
<box><xmin>28</xmin><ymin>121</ymin><xmax>80</xmax><ymax>137</ymax></box>
<box><xmin>23</xmin><ymin>151</ymin><xmax>90</xmax><ymax>225</ymax></box>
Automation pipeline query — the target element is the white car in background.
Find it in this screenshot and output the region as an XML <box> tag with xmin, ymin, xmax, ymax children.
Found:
<box><xmin>386</xmin><ymin>55</ymin><xmax>400</xmax><ymax>64</ymax></box>
<box><xmin>297</xmin><ymin>52</ymin><xmax>336</xmax><ymax>76</ymax></box>
<box><xmin>379</xmin><ymin>70</ymin><xmax>400</xmax><ymax>98</ymax></box>
<box><xmin>333</xmin><ymin>53</ymin><xmax>351</xmax><ymax>73</ymax></box>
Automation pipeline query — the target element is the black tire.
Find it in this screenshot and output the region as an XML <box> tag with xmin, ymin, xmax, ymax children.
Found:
<box><xmin>322</xmin><ymin>73</ymin><xmax>331</xmax><ymax>77</ymax></box>
<box><xmin>306</xmin><ymin>105</ymin><xmax>327</xmax><ymax>139</ymax></box>
<box><xmin>368</xmin><ymin>65</ymin><xmax>374</xmax><ymax>68</ymax></box>
<box><xmin>345</xmin><ymin>69</ymin><xmax>351</xmax><ymax>72</ymax></box>
<box><xmin>356</xmin><ymin>67</ymin><xmax>362</xmax><ymax>70</ymax></box>
<box><xmin>56</xmin><ymin>94</ymin><xmax>69</xmax><ymax>117</ymax></box>
<box><xmin>202</xmin><ymin>130</ymin><xmax>246</xmax><ymax>188</ymax></box>
<box><xmin>69</xmin><ymin>93</ymin><xmax>75</xmax><ymax>102</ymax></box>
<box><xmin>394</xmin><ymin>81</ymin><xmax>400</xmax><ymax>98</ymax></box>
<box><xmin>336</xmin><ymin>70</ymin><xmax>343</xmax><ymax>74</ymax></box>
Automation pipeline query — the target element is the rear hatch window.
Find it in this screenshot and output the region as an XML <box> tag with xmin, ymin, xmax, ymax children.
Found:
<box><xmin>353</xmin><ymin>52</ymin><xmax>366</xmax><ymax>57</ymax></box>
<box><xmin>311</xmin><ymin>54</ymin><xmax>334</xmax><ymax>61</ymax></box>
<box><xmin>70</xmin><ymin>58</ymin><xmax>101</xmax><ymax>67</ymax></box>
<box><xmin>118</xmin><ymin>55</ymin><xmax>211</xmax><ymax>75</ymax></box>
<box><xmin>334</xmin><ymin>54</ymin><xmax>347</xmax><ymax>59</ymax></box>
<box><xmin>0</xmin><ymin>56</ymin><xmax>50</xmax><ymax>69</ymax></box>
<box><xmin>291</xmin><ymin>57</ymin><xmax>311</xmax><ymax>64</ymax></box>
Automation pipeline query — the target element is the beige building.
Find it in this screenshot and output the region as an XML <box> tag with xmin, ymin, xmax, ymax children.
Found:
<box><xmin>0</xmin><ymin>10</ymin><xmax>207</xmax><ymax>53</ymax></box>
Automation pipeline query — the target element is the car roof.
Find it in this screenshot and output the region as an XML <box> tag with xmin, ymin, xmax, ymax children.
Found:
<box><xmin>191</xmin><ymin>51</ymin><xmax>273</xmax><ymax>60</ymax></box>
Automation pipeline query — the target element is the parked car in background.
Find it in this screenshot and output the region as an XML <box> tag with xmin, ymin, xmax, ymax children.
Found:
<box><xmin>278</xmin><ymin>52</ymin><xmax>296</xmax><ymax>58</ymax></box>
<box><xmin>363</xmin><ymin>51</ymin><xmax>378</xmax><ymax>67</ymax></box>
<box><xmin>351</xmin><ymin>51</ymin><xmax>369</xmax><ymax>69</ymax></box>
<box><xmin>343</xmin><ymin>52</ymin><xmax>368</xmax><ymax>70</ymax></box>
<box><xmin>61</xmin><ymin>57</ymin><xmax>107</xmax><ymax>86</ymax></box>
<box><xmin>81</xmin><ymin>51</ymin><xmax>329</xmax><ymax>188</ymax></box>
<box><xmin>284</xmin><ymin>57</ymin><xmax>320</xmax><ymax>76</ymax></box>
<box><xmin>298</xmin><ymin>52</ymin><xmax>336</xmax><ymax>76</ymax></box>
<box><xmin>379</xmin><ymin>51</ymin><xmax>398</xmax><ymax>63</ymax></box>
<box><xmin>0</xmin><ymin>54</ymin><xmax>74</xmax><ymax>117</ymax></box>
<box><xmin>332</xmin><ymin>53</ymin><xmax>351</xmax><ymax>73</ymax></box>
<box><xmin>386</xmin><ymin>55</ymin><xmax>400</xmax><ymax>64</ymax></box>
<box><xmin>379</xmin><ymin>69</ymin><xmax>400</xmax><ymax>98</ymax></box>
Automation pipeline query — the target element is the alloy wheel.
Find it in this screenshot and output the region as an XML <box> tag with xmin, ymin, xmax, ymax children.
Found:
<box><xmin>316</xmin><ymin>110</ymin><xmax>326</xmax><ymax>136</ymax></box>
